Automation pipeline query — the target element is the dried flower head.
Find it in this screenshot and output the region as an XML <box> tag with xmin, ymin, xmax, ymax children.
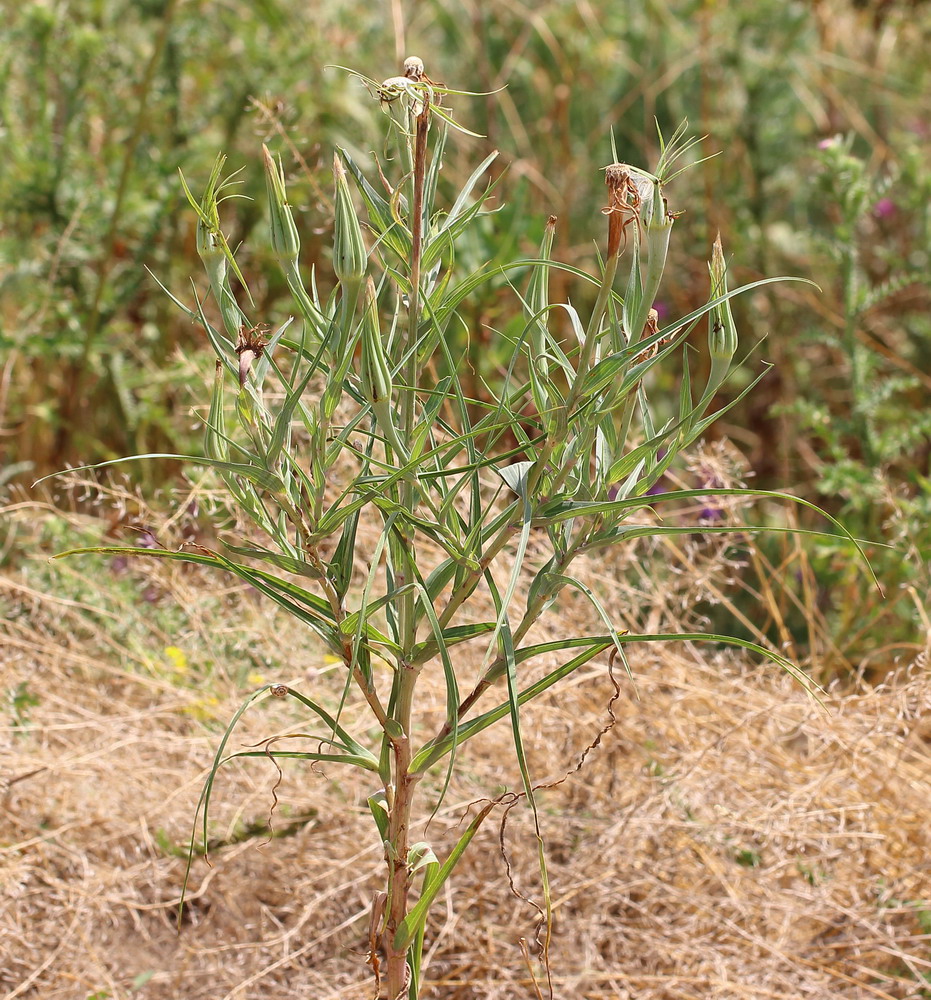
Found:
<box><xmin>603</xmin><ymin>163</ymin><xmax>644</xmax><ymax>257</ymax></box>
<box><xmin>634</xmin><ymin>309</ymin><xmax>663</xmax><ymax>363</ymax></box>
<box><xmin>235</xmin><ymin>323</ymin><xmax>269</xmax><ymax>388</ymax></box>
<box><xmin>380</xmin><ymin>56</ymin><xmax>442</xmax><ymax>110</ymax></box>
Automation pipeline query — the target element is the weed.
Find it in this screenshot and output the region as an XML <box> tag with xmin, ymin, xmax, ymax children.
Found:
<box><xmin>51</xmin><ymin>55</ymin><xmax>860</xmax><ymax>1000</ymax></box>
<box><xmin>735</xmin><ymin>848</ymin><xmax>762</xmax><ymax>869</ymax></box>
<box><xmin>7</xmin><ymin>681</ymin><xmax>39</xmax><ymax>731</ymax></box>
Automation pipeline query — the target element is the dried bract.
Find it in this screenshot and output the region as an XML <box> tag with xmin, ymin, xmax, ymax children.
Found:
<box><xmin>603</xmin><ymin>163</ymin><xmax>644</xmax><ymax>258</ymax></box>
<box><xmin>235</xmin><ymin>323</ymin><xmax>269</xmax><ymax>388</ymax></box>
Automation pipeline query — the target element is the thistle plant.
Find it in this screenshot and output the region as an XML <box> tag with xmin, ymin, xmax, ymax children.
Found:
<box><xmin>50</xmin><ymin>59</ymin><xmax>860</xmax><ymax>999</ymax></box>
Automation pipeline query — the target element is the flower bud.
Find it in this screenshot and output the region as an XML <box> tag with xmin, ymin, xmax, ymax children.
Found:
<box><xmin>631</xmin><ymin>181</ymin><xmax>675</xmax><ymax>342</ymax></box>
<box><xmin>643</xmin><ymin>181</ymin><xmax>673</xmax><ymax>282</ymax></box>
<box><xmin>262</xmin><ymin>144</ymin><xmax>301</xmax><ymax>262</ymax></box>
<box><xmin>197</xmin><ymin>222</ymin><xmax>227</xmax><ymax>286</ymax></box>
<box><xmin>360</xmin><ymin>278</ymin><xmax>408</xmax><ymax>462</ymax></box>
<box><xmin>704</xmin><ymin>233</ymin><xmax>739</xmax><ymax>401</ymax></box>
<box><xmin>332</xmin><ymin>153</ymin><xmax>368</xmax><ymax>290</ymax></box>
<box><xmin>187</xmin><ymin>155</ymin><xmax>249</xmax><ymax>338</ymax></box>
<box><xmin>708</xmin><ymin>233</ymin><xmax>737</xmax><ymax>362</ymax></box>
<box><xmin>360</xmin><ymin>281</ymin><xmax>392</xmax><ymax>410</ymax></box>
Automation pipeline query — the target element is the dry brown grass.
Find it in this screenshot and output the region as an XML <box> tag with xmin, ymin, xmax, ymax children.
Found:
<box><xmin>2</xmin><ymin>502</ymin><xmax>930</xmax><ymax>1000</ymax></box>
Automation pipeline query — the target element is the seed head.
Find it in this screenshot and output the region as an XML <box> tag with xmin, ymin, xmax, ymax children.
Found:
<box><xmin>403</xmin><ymin>56</ymin><xmax>425</xmax><ymax>81</ymax></box>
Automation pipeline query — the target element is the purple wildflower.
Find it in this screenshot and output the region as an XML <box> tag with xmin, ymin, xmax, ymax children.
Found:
<box><xmin>872</xmin><ymin>198</ymin><xmax>896</xmax><ymax>220</ymax></box>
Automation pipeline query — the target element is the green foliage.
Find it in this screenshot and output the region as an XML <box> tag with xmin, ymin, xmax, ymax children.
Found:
<box><xmin>0</xmin><ymin>0</ymin><xmax>381</xmax><ymax>476</ymax></box>
<box><xmin>877</xmin><ymin>892</ymin><xmax>931</xmax><ymax>994</ymax></box>
<box><xmin>7</xmin><ymin>2</ymin><xmax>931</xmax><ymax>677</ymax></box>
<box><xmin>9</xmin><ymin>509</ymin><xmax>279</xmax><ymax>696</ymax></box>
<box><xmin>7</xmin><ymin>681</ymin><xmax>39</xmax><ymax>731</ymax></box>
<box><xmin>766</xmin><ymin>136</ymin><xmax>931</xmax><ymax>672</ymax></box>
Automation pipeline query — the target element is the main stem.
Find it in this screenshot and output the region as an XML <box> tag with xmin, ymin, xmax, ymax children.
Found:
<box><xmin>384</xmin><ymin>95</ymin><xmax>430</xmax><ymax>1000</ymax></box>
<box><xmin>384</xmin><ymin>727</ymin><xmax>416</xmax><ymax>999</ymax></box>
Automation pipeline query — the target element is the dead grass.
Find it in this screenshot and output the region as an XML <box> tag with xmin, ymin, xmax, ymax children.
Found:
<box><xmin>2</xmin><ymin>503</ymin><xmax>930</xmax><ymax>1000</ymax></box>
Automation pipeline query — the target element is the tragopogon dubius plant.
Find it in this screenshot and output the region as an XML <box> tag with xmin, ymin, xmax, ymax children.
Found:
<box><xmin>51</xmin><ymin>57</ymin><xmax>865</xmax><ymax>1000</ymax></box>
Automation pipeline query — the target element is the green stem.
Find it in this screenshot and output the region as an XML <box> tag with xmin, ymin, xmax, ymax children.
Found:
<box><xmin>384</xmin><ymin>730</ymin><xmax>417</xmax><ymax>999</ymax></box>
<box><xmin>275</xmin><ymin>492</ymin><xmax>391</xmax><ymax>731</ymax></box>
<box><xmin>564</xmin><ymin>254</ymin><xmax>620</xmax><ymax>416</ymax></box>
<box><xmin>385</xmin><ymin>92</ymin><xmax>432</xmax><ymax>1000</ymax></box>
<box><xmin>436</xmin><ymin>511</ymin><xmax>519</xmax><ymax>631</ymax></box>
<box><xmin>842</xmin><ymin>240</ymin><xmax>873</xmax><ymax>465</ymax></box>
<box><xmin>430</xmin><ymin>529</ymin><xmax>587</xmax><ymax>754</ymax></box>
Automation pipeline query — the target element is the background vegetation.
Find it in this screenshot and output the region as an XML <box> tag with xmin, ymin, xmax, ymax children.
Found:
<box><xmin>2</xmin><ymin>2</ymin><xmax>931</xmax><ymax>997</ymax></box>
<box><xmin>4</xmin><ymin>0</ymin><xmax>930</xmax><ymax>671</ymax></box>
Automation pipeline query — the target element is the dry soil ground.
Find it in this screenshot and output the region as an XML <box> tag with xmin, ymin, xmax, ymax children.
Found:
<box><xmin>2</xmin><ymin>505</ymin><xmax>930</xmax><ymax>999</ymax></box>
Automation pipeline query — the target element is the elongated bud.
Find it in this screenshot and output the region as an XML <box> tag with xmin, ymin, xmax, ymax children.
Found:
<box><xmin>205</xmin><ymin>360</ymin><xmax>228</xmax><ymax>462</ymax></box>
<box><xmin>643</xmin><ymin>181</ymin><xmax>673</xmax><ymax>283</ymax></box>
<box><xmin>528</xmin><ymin>215</ymin><xmax>557</xmax><ymax>356</ymax></box>
<box><xmin>197</xmin><ymin>224</ymin><xmax>228</xmax><ymax>295</ymax></box>
<box><xmin>190</xmin><ymin>156</ymin><xmax>249</xmax><ymax>338</ymax></box>
<box><xmin>708</xmin><ymin>233</ymin><xmax>737</xmax><ymax>362</ymax></box>
<box><xmin>332</xmin><ymin>152</ymin><xmax>368</xmax><ymax>290</ymax></box>
<box><xmin>360</xmin><ymin>277</ymin><xmax>408</xmax><ymax>461</ymax></box>
<box><xmin>360</xmin><ymin>281</ymin><xmax>392</xmax><ymax>408</ymax></box>
<box><xmin>193</xmin><ymin>156</ymin><xmax>227</xmax><ymax>265</ymax></box>
<box><xmin>260</xmin><ymin>147</ymin><xmax>325</xmax><ymax>348</ymax></box>
<box><xmin>704</xmin><ymin>233</ymin><xmax>739</xmax><ymax>401</ymax></box>
<box><xmin>194</xmin><ymin>179</ymin><xmax>228</xmax><ymax>290</ymax></box>
<box><xmin>633</xmin><ymin>180</ymin><xmax>675</xmax><ymax>340</ymax></box>
<box><xmin>198</xmin><ymin>225</ymin><xmax>246</xmax><ymax>341</ymax></box>
<box><xmin>262</xmin><ymin>144</ymin><xmax>301</xmax><ymax>262</ymax></box>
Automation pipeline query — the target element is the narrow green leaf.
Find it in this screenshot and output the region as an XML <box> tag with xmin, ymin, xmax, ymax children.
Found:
<box><xmin>547</xmin><ymin>573</ymin><xmax>631</xmax><ymax>675</ymax></box>
<box><xmin>368</xmin><ymin>791</ymin><xmax>390</xmax><ymax>841</ymax></box>
<box><xmin>55</xmin><ymin>546</ymin><xmax>344</xmax><ymax>654</ymax></box>
<box><xmin>536</xmin><ymin>484</ymin><xmax>873</xmax><ymax>584</ymax></box>
<box><xmin>410</xmin><ymin>638</ymin><xmax>613</xmax><ymax>773</ymax></box>
<box><xmin>411</xmin><ymin>621</ymin><xmax>496</xmax><ymax>664</ymax></box>
<box><xmin>205</xmin><ymin>362</ymin><xmax>228</xmax><ymax>462</ymax></box>
<box><xmin>330</xmin><ymin>509</ymin><xmax>361</xmax><ymax>601</ymax></box>
<box><xmin>278</xmin><ymin>687</ymin><xmax>378</xmax><ymax>763</ymax></box>
<box><xmin>437</xmin><ymin>150</ymin><xmax>499</xmax><ymax>235</ymax></box>
<box><xmin>179</xmin><ymin>685</ymin><xmax>273</xmax><ymax>924</ymax></box>
<box><xmin>253</xmin><ymin>316</ymin><xmax>294</xmax><ymax>387</ymax></box>
<box><xmin>228</xmin><ymin>748</ymin><xmax>378</xmax><ymax>770</ymax></box>
<box><xmin>393</xmin><ymin>800</ymin><xmax>496</xmax><ymax>951</ymax></box>
<box><xmin>35</xmin><ymin>454</ymin><xmax>284</xmax><ymax>494</ymax></box>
